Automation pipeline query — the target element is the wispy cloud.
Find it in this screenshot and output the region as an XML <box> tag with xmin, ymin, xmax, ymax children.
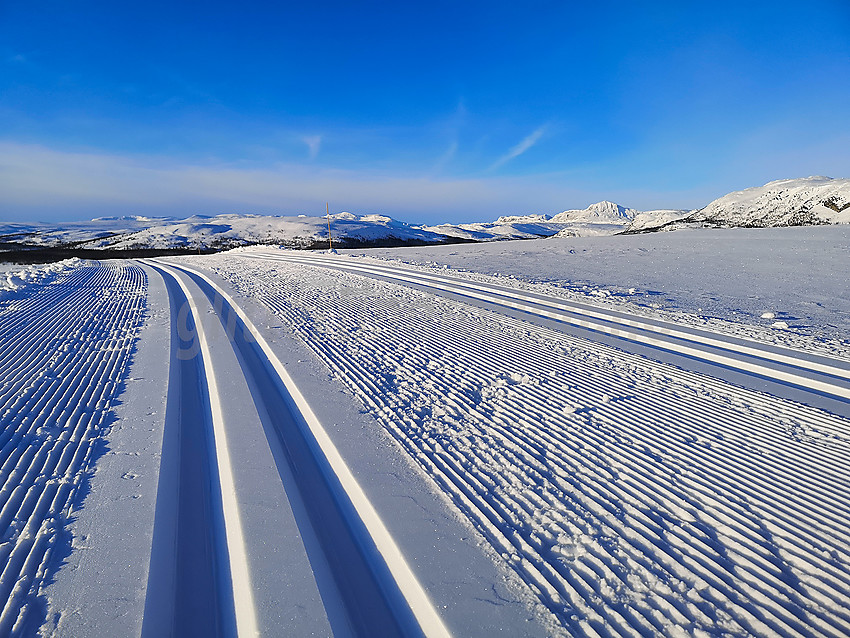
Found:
<box><xmin>490</xmin><ymin>125</ymin><xmax>548</xmax><ymax>170</ymax></box>
<box><xmin>302</xmin><ymin>135</ymin><xmax>322</xmax><ymax>160</ymax></box>
<box><xmin>431</xmin><ymin>140</ymin><xmax>458</xmax><ymax>174</ymax></box>
<box><xmin>0</xmin><ymin>141</ymin><xmax>599</xmax><ymax>224</ymax></box>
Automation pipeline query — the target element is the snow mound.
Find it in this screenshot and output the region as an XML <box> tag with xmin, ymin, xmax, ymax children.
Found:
<box><xmin>0</xmin><ymin>258</ymin><xmax>82</xmax><ymax>300</ymax></box>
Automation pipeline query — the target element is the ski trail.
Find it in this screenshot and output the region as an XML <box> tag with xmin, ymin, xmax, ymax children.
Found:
<box><xmin>162</xmin><ymin>261</ymin><xmax>451</xmax><ymax>638</ymax></box>
<box><xmin>0</xmin><ymin>263</ymin><xmax>145</xmax><ymax>635</ymax></box>
<box><xmin>167</xmin><ymin>268</ymin><xmax>258</xmax><ymax>638</ymax></box>
<box><xmin>149</xmin><ymin>261</ymin><xmax>449</xmax><ymax>638</ymax></box>
<box><xmin>142</xmin><ymin>264</ymin><xmax>258</xmax><ymax>638</ymax></box>
<box><xmin>250</xmin><ymin>252</ymin><xmax>850</xmax><ymax>403</ymax></box>
<box><xmin>206</xmin><ymin>255</ymin><xmax>850</xmax><ymax>637</ymax></box>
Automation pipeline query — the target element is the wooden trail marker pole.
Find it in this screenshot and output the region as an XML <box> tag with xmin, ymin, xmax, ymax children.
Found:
<box><xmin>326</xmin><ymin>202</ymin><xmax>334</xmax><ymax>252</ymax></box>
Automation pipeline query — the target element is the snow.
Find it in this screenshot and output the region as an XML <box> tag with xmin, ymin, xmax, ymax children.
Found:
<box><xmin>347</xmin><ymin>225</ymin><xmax>850</xmax><ymax>345</ymax></box>
<box><xmin>195</xmin><ymin>248</ymin><xmax>850</xmax><ymax>636</ymax></box>
<box><xmin>425</xmin><ymin>202</ymin><xmax>653</xmax><ymax>240</ymax></box>
<box><xmin>0</xmin><ymin>259</ymin><xmax>82</xmax><ymax>299</ymax></box>
<box><xmin>0</xmin><ymin>262</ymin><xmax>145</xmax><ymax>633</ymax></box>
<box><xmin>0</xmin><ymin>212</ymin><xmax>449</xmax><ymax>251</ymax></box>
<box><xmin>550</xmin><ymin>200</ymin><xmax>637</xmax><ymax>223</ymax></box>
<box><xmin>2</xmin><ymin>218</ymin><xmax>850</xmax><ymax>636</ymax></box>
<box><xmin>3</xmin><ymin>176</ymin><xmax>849</xmax><ymax>254</ymax></box>
<box><xmin>627</xmin><ymin>209</ymin><xmax>691</xmax><ymax>232</ymax></box>
<box><xmin>679</xmin><ymin>176</ymin><xmax>850</xmax><ymax>229</ymax></box>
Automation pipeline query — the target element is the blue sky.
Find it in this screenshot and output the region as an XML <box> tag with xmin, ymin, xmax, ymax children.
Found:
<box><xmin>2</xmin><ymin>0</ymin><xmax>849</xmax><ymax>224</ymax></box>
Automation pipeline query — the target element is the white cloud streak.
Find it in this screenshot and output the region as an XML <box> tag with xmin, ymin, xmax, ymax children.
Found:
<box><xmin>490</xmin><ymin>125</ymin><xmax>548</xmax><ymax>170</ymax></box>
<box><xmin>431</xmin><ymin>140</ymin><xmax>458</xmax><ymax>174</ymax></box>
<box><xmin>0</xmin><ymin>141</ymin><xmax>731</xmax><ymax>223</ymax></box>
<box><xmin>302</xmin><ymin>135</ymin><xmax>322</xmax><ymax>160</ymax></box>
<box><xmin>0</xmin><ymin>141</ymin><xmax>594</xmax><ymax>224</ymax></box>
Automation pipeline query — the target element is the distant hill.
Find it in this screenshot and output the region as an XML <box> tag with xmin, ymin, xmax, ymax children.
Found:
<box><xmin>631</xmin><ymin>176</ymin><xmax>850</xmax><ymax>232</ymax></box>
<box><xmin>0</xmin><ymin>212</ymin><xmax>459</xmax><ymax>259</ymax></box>
<box><xmin>2</xmin><ymin>176</ymin><xmax>848</xmax><ymax>260</ymax></box>
<box><xmin>426</xmin><ymin>201</ymin><xmax>694</xmax><ymax>240</ymax></box>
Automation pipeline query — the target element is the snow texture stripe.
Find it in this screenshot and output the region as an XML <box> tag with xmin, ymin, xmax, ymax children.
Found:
<box><xmin>0</xmin><ymin>263</ymin><xmax>145</xmax><ymax>634</ymax></box>
<box><xmin>252</xmin><ymin>252</ymin><xmax>850</xmax><ymax>401</ymax></box>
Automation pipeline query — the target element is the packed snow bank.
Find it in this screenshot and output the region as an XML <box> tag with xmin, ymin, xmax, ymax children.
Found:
<box><xmin>0</xmin><ymin>258</ymin><xmax>83</xmax><ymax>300</ymax></box>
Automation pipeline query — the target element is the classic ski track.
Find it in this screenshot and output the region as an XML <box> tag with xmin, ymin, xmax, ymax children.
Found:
<box><xmin>153</xmin><ymin>261</ymin><xmax>451</xmax><ymax>638</ymax></box>
<box><xmin>251</xmin><ymin>252</ymin><xmax>850</xmax><ymax>401</ymax></box>
<box><xmin>266</xmin><ymin>252</ymin><xmax>850</xmax><ymax>374</ymax></box>
<box><xmin>209</xmin><ymin>255</ymin><xmax>850</xmax><ymax>637</ymax></box>
<box><xmin>149</xmin><ymin>264</ymin><xmax>259</xmax><ymax>638</ymax></box>
<box><xmin>0</xmin><ymin>263</ymin><xmax>145</xmax><ymax>634</ymax></box>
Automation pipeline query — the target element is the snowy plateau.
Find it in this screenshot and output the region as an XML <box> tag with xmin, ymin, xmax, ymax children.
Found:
<box><xmin>0</xmin><ymin>181</ymin><xmax>849</xmax><ymax>637</ymax></box>
<box><xmin>2</xmin><ymin>176</ymin><xmax>849</xmax><ymax>255</ymax></box>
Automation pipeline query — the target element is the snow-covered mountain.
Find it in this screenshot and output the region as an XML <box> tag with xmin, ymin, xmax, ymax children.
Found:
<box><xmin>626</xmin><ymin>209</ymin><xmax>691</xmax><ymax>232</ymax></box>
<box><xmin>551</xmin><ymin>200</ymin><xmax>637</xmax><ymax>224</ymax></box>
<box><xmin>548</xmin><ymin>201</ymin><xmax>639</xmax><ymax>237</ymax></box>
<box><xmin>0</xmin><ymin>212</ymin><xmax>451</xmax><ymax>253</ymax></box>
<box><xmin>428</xmin><ymin>202</ymin><xmax>649</xmax><ymax>240</ymax></box>
<box><xmin>660</xmin><ymin>176</ymin><xmax>850</xmax><ymax>230</ymax></box>
<box><xmin>423</xmin><ymin>214</ymin><xmax>567</xmax><ymax>241</ymax></box>
<box><xmin>2</xmin><ymin>176</ymin><xmax>849</xmax><ymax>257</ymax></box>
<box><xmin>103</xmin><ymin>212</ymin><xmax>451</xmax><ymax>250</ymax></box>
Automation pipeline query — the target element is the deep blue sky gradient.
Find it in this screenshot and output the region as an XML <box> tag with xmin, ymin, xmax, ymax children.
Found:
<box><xmin>2</xmin><ymin>0</ymin><xmax>849</xmax><ymax>223</ymax></box>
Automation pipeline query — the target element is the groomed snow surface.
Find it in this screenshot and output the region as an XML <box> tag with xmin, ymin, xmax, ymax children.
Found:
<box><xmin>0</xmin><ymin>262</ymin><xmax>145</xmax><ymax>634</ymax></box>
<box><xmin>1</xmin><ymin>226</ymin><xmax>849</xmax><ymax>637</ymax></box>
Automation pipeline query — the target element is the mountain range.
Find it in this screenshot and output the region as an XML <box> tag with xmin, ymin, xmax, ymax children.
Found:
<box><xmin>1</xmin><ymin>176</ymin><xmax>848</xmax><ymax>257</ymax></box>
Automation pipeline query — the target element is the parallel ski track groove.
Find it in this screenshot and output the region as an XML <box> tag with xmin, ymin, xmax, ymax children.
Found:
<box><xmin>156</xmin><ymin>261</ymin><xmax>452</xmax><ymax>638</ymax></box>
<box><xmin>311</xmin><ymin>292</ymin><xmax>850</xmax><ymax>550</ymax></box>
<box><xmin>219</xmin><ymin>255</ymin><xmax>850</xmax><ymax>638</ymax></box>
<box><xmin>0</xmin><ymin>264</ymin><xmax>145</xmax><ymax>634</ymax></box>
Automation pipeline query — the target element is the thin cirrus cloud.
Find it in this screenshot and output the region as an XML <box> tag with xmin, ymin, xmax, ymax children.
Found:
<box><xmin>430</xmin><ymin>140</ymin><xmax>459</xmax><ymax>175</ymax></box>
<box><xmin>302</xmin><ymin>135</ymin><xmax>322</xmax><ymax>160</ymax></box>
<box><xmin>489</xmin><ymin>125</ymin><xmax>548</xmax><ymax>171</ymax></box>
